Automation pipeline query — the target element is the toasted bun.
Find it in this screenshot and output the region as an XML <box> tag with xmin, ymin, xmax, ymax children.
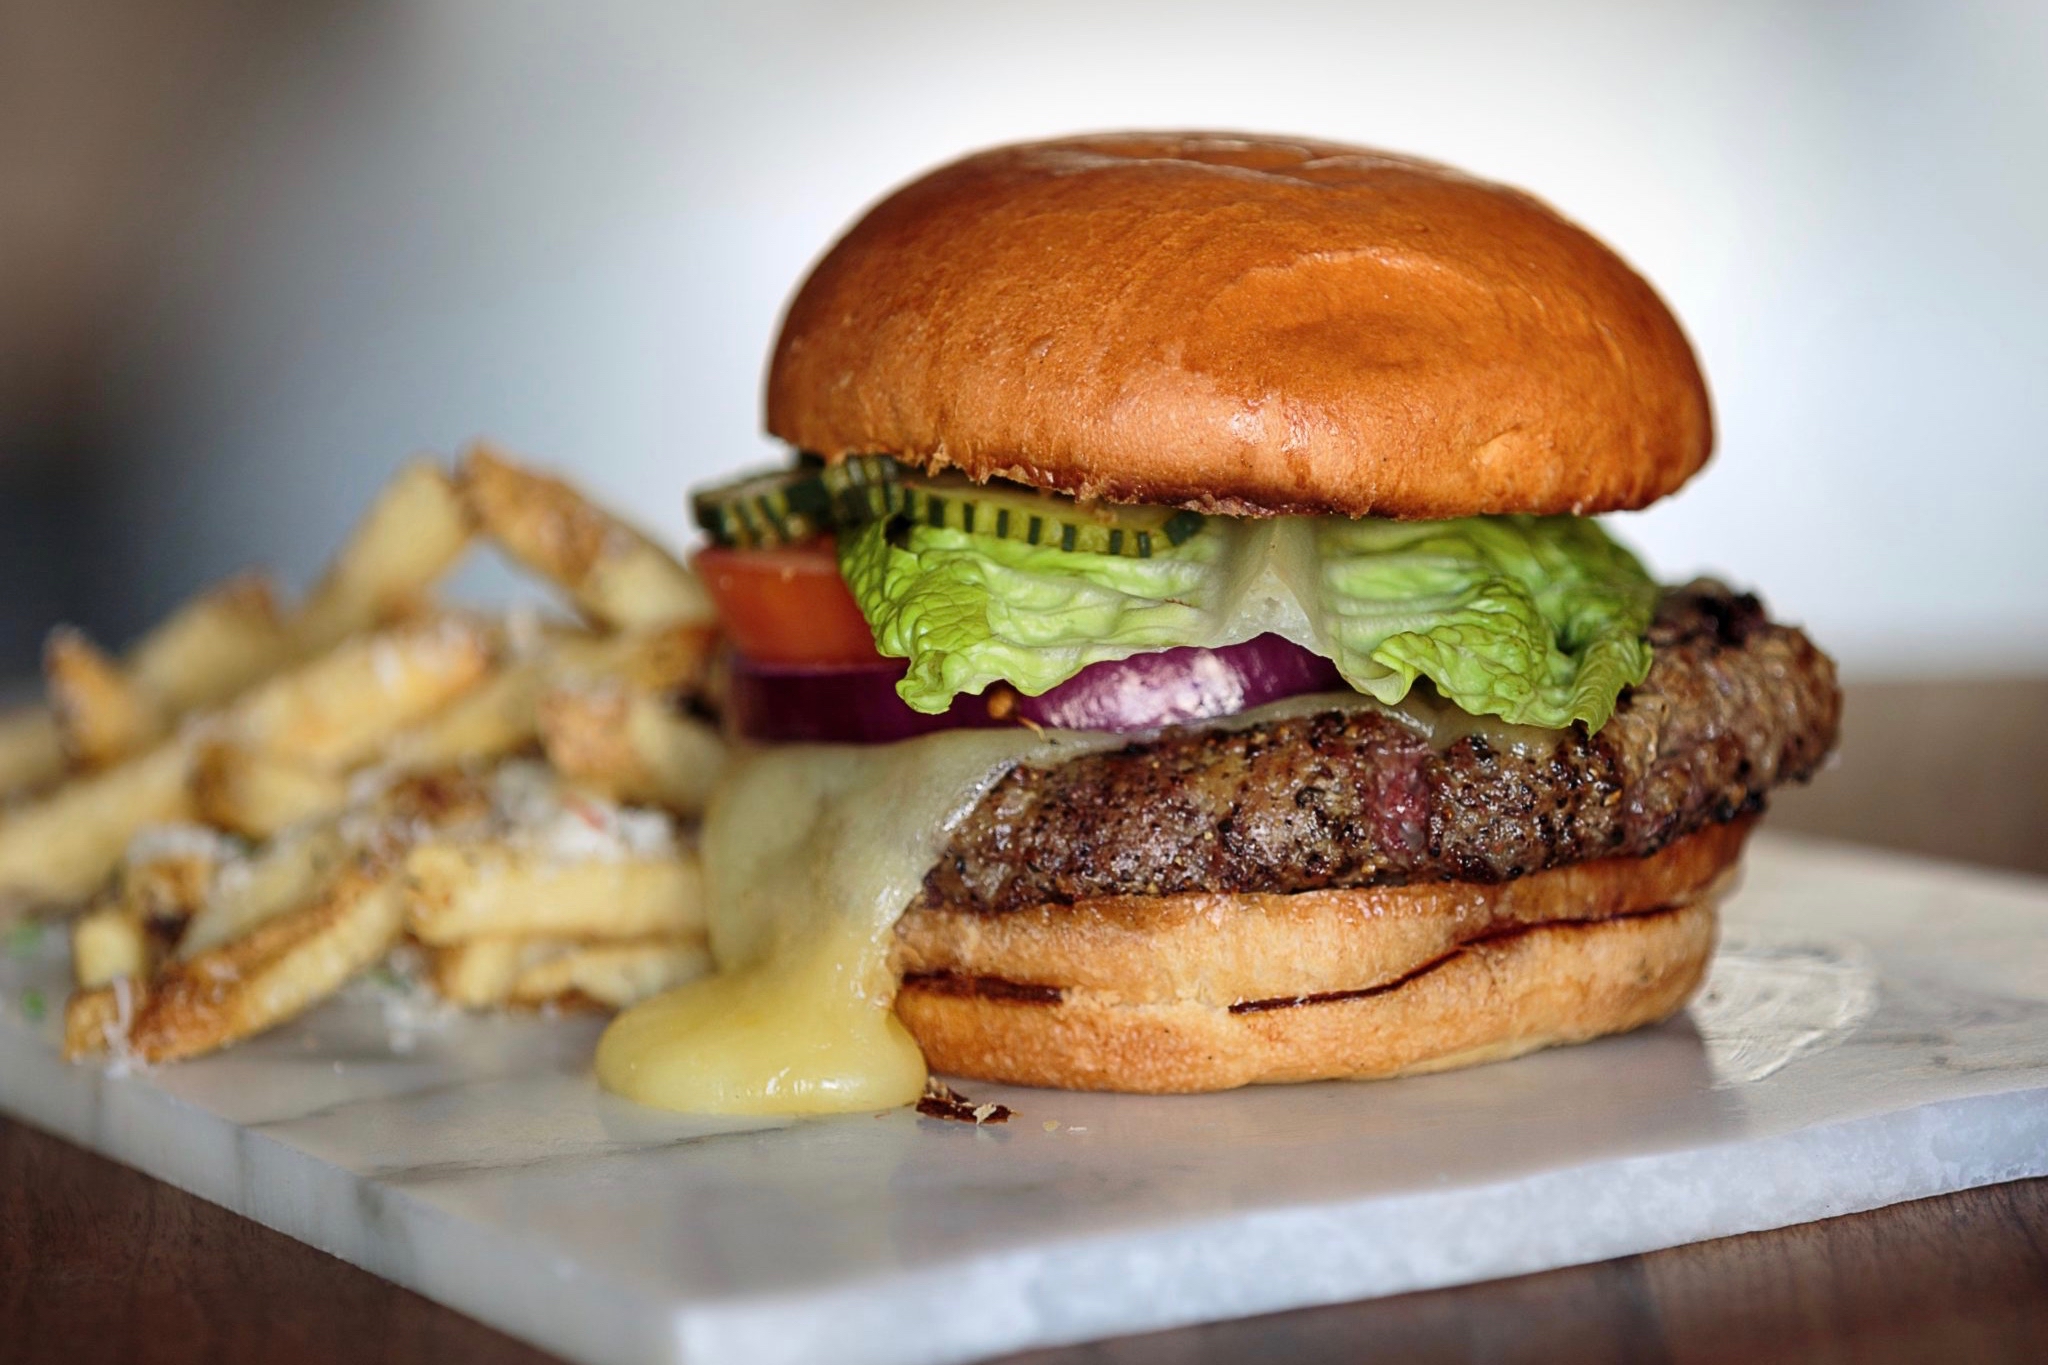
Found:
<box><xmin>769</xmin><ymin>132</ymin><xmax>1711</xmax><ymax>519</ymax></box>
<box><xmin>891</xmin><ymin>818</ymin><xmax>1745</xmax><ymax>1092</ymax></box>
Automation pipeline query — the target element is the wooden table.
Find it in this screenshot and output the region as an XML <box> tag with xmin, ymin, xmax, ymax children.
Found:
<box><xmin>6</xmin><ymin>679</ymin><xmax>2047</xmax><ymax>1363</ymax></box>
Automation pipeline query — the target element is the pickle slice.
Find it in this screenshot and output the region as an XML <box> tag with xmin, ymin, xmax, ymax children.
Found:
<box><xmin>888</xmin><ymin>474</ymin><xmax>1203</xmax><ymax>558</ymax></box>
<box><xmin>692</xmin><ymin>454</ymin><xmax>1205</xmax><ymax>556</ymax></box>
<box><xmin>823</xmin><ymin>454</ymin><xmax>903</xmax><ymax>528</ymax></box>
<box><xmin>691</xmin><ymin>466</ymin><xmax>835</xmax><ymax>547</ymax></box>
<box><xmin>692</xmin><ymin>456</ymin><xmax>906</xmax><ymax>548</ymax></box>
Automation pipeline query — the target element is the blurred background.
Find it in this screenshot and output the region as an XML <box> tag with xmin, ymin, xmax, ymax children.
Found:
<box><xmin>3</xmin><ymin>1</ymin><xmax>2045</xmax><ymax>861</ymax></box>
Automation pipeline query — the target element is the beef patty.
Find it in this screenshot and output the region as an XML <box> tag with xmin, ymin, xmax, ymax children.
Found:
<box><xmin>918</xmin><ymin>582</ymin><xmax>1840</xmax><ymax>914</ymax></box>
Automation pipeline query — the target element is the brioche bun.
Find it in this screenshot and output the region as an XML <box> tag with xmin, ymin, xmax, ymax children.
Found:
<box><xmin>891</xmin><ymin>818</ymin><xmax>1746</xmax><ymax>1092</ymax></box>
<box><xmin>769</xmin><ymin>131</ymin><xmax>1712</xmax><ymax>520</ymax></box>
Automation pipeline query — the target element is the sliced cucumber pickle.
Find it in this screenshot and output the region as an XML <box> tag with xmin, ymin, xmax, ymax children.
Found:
<box><xmin>693</xmin><ymin>453</ymin><xmax>1203</xmax><ymax>557</ymax></box>
<box><xmin>887</xmin><ymin>473</ymin><xmax>1203</xmax><ymax>558</ymax></box>
<box><xmin>691</xmin><ymin>466</ymin><xmax>835</xmax><ymax>547</ymax></box>
<box><xmin>823</xmin><ymin>454</ymin><xmax>903</xmax><ymax>528</ymax></box>
<box><xmin>692</xmin><ymin>455</ymin><xmax>905</xmax><ymax>548</ymax></box>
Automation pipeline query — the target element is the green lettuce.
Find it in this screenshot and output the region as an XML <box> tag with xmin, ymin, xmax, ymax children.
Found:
<box><xmin>838</xmin><ymin>511</ymin><xmax>1658</xmax><ymax>731</ymax></box>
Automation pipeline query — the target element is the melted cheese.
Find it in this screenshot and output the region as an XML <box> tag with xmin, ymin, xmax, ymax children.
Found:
<box><xmin>594</xmin><ymin>727</ymin><xmax>1112</xmax><ymax>1113</ymax></box>
<box><xmin>594</xmin><ymin>690</ymin><xmax>1563</xmax><ymax>1115</ymax></box>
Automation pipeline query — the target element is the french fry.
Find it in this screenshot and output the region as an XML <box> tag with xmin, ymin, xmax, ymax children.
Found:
<box><xmin>64</xmin><ymin>978</ymin><xmax>143</xmax><ymax>1061</ymax></box>
<box><xmin>292</xmin><ymin>461</ymin><xmax>473</xmax><ymax>653</ymax></box>
<box><xmin>225</xmin><ymin>616</ymin><xmax>493</xmax><ymax>769</ymax></box>
<box><xmin>177</xmin><ymin>826</ymin><xmax>344</xmax><ymax>958</ymax></box>
<box><xmin>603</xmin><ymin>622</ymin><xmax>719</xmax><ymax>695</ymax></box>
<box><xmin>180</xmin><ymin>758</ymin><xmax>495</xmax><ymax>959</ymax></box>
<box><xmin>372</xmin><ymin>625</ymin><xmax>614</xmax><ymax>775</ymax></box>
<box><xmin>425</xmin><ymin>935</ymin><xmax>525</xmax><ymax>1007</ymax></box>
<box><xmin>0</xmin><ymin>705</ymin><xmax>65</xmax><ymax>796</ymax></box>
<box><xmin>537</xmin><ymin>685</ymin><xmax>726</xmax><ymax>815</ymax></box>
<box><xmin>375</xmin><ymin>622</ymin><xmax>714</xmax><ymax>777</ymax></box>
<box><xmin>510</xmin><ymin>936</ymin><xmax>709</xmax><ymax>1009</ymax></box>
<box><xmin>376</xmin><ymin>662</ymin><xmax>549</xmax><ymax>774</ymax></box>
<box><xmin>43</xmin><ymin>577</ymin><xmax>294</xmax><ymax>777</ymax></box>
<box><xmin>0</xmin><ymin>742</ymin><xmax>193</xmax><ymax>910</ymax></box>
<box><xmin>76</xmin><ymin>862</ymin><xmax>402</xmax><ymax>1063</ymax></box>
<box><xmin>115</xmin><ymin>834</ymin><xmax>222</xmax><ymax>946</ymax></box>
<box><xmin>44</xmin><ymin>630</ymin><xmax>167</xmax><ymax>770</ymax></box>
<box><xmin>126</xmin><ymin>572</ymin><xmax>291</xmax><ymax>712</ymax></box>
<box><xmin>72</xmin><ymin>908</ymin><xmax>148</xmax><ymax>990</ymax></box>
<box><xmin>521</xmin><ymin>621</ymin><xmax>716</xmax><ymax>700</ymax></box>
<box><xmin>462</xmin><ymin>446</ymin><xmax>711</xmax><ymax>630</ymax></box>
<box><xmin>70</xmin><ymin>836</ymin><xmax>222</xmax><ymax>987</ymax></box>
<box><xmin>367</xmin><ymin>767</ymin><xmax>497</xmax><ymax>840</ymax></box>
<box><xmin>190</xmin><ymin>741</ymin><xmax>349</xmax><ymax>840</ymax></box>
<box><xmin>428</xmin><ymin>934</ymin><xmax>708</xmax><ymax>1010</ymax></box>
<box><xmin>402</xmin><ymin>842</ymin><xmax>702</xmax><ymax>944</ymax></box>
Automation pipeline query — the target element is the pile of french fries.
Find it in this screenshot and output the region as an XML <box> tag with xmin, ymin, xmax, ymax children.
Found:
<box><xmin>0</xmin><ymin>446</ymin><xmax>726</xmax><ymax>1065</ymax></box>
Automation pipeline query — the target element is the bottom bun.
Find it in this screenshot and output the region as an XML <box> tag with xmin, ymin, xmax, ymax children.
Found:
<box><xmin>893</xmin><ymin>820</ymin><xmax>1745</xmax><ymax>1093</ymax></box>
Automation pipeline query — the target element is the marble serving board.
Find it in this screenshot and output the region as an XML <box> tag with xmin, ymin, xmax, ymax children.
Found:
<box><xmin>4</xmin><ymin>834</ymin><xmax>2047</xmax><ymax>1365</ymax></box>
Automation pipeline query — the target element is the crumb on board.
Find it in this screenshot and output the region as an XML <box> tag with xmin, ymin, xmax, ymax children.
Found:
<box><xmin>916</xmin><ymin>1079</ymin><xmax>1012</xmax><ymax>1125</ymax></box>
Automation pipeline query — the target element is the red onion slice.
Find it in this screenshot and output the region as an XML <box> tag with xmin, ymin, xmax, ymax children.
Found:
<box><xmin>1012</xmin><ymin>636</ymin><xmax>1343</xmax><ymax>732</ymax></box>
<box><xmin>727</xmin><ymin>635</ymin><xmax>1344</xmax><ymax>745</ymax></box>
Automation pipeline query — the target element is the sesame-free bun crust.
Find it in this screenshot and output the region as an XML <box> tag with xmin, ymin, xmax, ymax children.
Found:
<box><xmin>769</xmin><ymin>132</ymin><xmax>1712</xmax><ymax>519</ymax></box>
<box><xmin>891</xmin><ymin>819</ymin><xmax>1745</xmax><ymax>1093</ymax></box>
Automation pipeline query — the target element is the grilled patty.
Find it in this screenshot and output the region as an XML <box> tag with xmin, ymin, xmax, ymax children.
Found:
<box><xmin>918</xmin><ymin>582</ymin><xmax>1840</xmax><ymax>914</ymax></box>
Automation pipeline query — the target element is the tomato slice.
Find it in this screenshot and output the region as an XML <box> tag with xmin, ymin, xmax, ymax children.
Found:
<box><xmin>692</xmin><ymin>541</ymin><xmax>883</xmax><ymax>666</ymax></box>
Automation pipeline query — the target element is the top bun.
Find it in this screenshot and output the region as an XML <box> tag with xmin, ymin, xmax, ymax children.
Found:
<box><xmin>767</xmin><ymin>133</ymin><xmax>1712</xmax><ymax>519</ymax></box>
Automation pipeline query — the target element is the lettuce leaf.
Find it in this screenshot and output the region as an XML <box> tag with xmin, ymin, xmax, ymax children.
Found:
<box><xmin>1306</xmin><ymin>517</ymin><xmax>1657</xmax><ymax>730</ymax></box>
<box><xmin>838</xmin><ymin>512</ymin><xmax>1658</xmax><ymax>731</ymax></box>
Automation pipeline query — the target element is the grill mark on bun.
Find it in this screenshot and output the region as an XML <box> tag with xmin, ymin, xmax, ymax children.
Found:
<box><xmin>1226</xmin><ymin>902</ymin><xmax>1686</xmax><ymax>1015</ymax></box>
<box><xmin>899</xmin><ymin>971</ymin><xmax>1064</xmax><ymax>1005</ymax></box>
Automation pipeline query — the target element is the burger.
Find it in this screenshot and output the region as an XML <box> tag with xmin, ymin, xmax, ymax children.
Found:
<box><xmin>594</xmin><ymin>132</ymin><xmax>1841</xmax><ymax>1114</ymax></box>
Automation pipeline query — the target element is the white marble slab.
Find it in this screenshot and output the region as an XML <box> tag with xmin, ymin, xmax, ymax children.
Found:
<box><xmin>3</xmin><ymin>834</ymin><xmax>2046</xmax><ymax>1365</ymax></box>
